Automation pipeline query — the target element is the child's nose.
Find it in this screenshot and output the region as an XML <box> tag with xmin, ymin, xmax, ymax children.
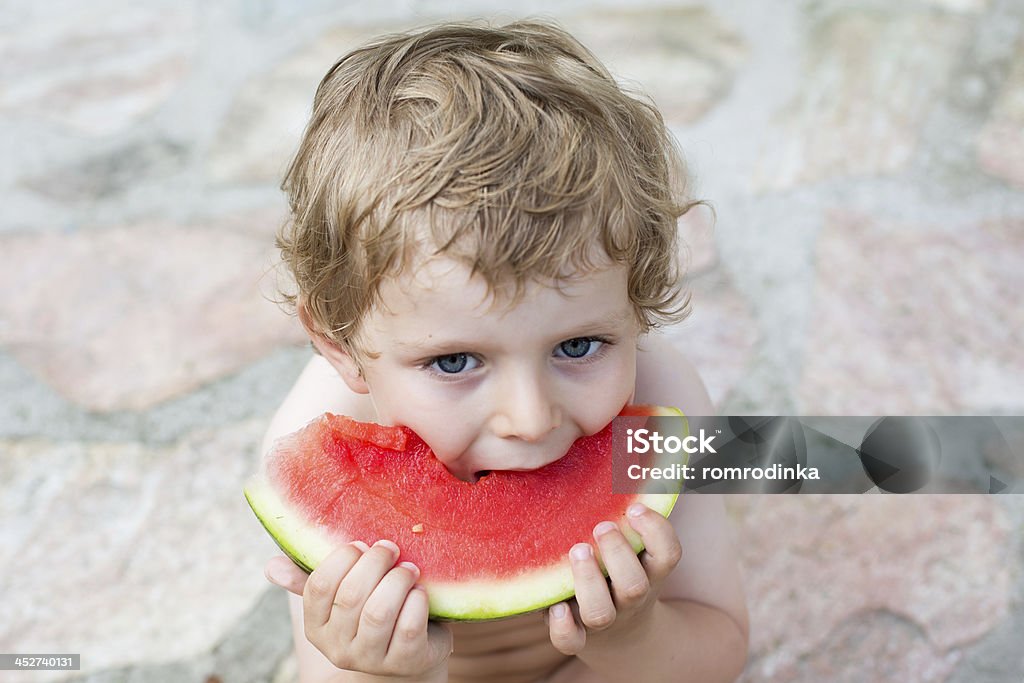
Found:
<box><xmin>489</xmin><ymin>369</ymin><xmax>561</xmax><ymax>442</ymax></box>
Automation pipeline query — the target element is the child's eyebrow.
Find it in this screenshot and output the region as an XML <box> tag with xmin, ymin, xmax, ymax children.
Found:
<box><xmin>393</xmin><ymin>309</ymin><xmax>634</xmax><ymax>354</ymax></box>
<box><xmin>554</xmin><ymin>308</ymin><xmax>635</xmax><ymax>337</ymax></box>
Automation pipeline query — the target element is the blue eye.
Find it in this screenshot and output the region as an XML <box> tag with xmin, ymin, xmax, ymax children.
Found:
<box><xmin>557</xmin><ymin>338</ymin><xmax>601</xmax><ymax>359</ymax></box>
<box><xmin>431</xmin><ymin>353</ymin><xmax>478</xmax><ymax>374</ymax></box>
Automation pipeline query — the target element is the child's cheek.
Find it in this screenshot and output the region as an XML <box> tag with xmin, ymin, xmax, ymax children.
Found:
<box><xmin>577</xmin><ymin>347</ymin><xmax>638</xmax><ymax>436</ymax></box>
<box><xmin>383</xmin><ymin>383</ymin><xmax>479</xmax><ymax>459</ymax></box>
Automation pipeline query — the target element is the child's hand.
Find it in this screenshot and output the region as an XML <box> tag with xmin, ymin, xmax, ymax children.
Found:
<box><xmin>546</xmin><ymin>503</ymin><xmax>682</xmax><ymax>655</ymax></box>
<box><xmin>265</xmin><ymin>542</ymin><xmax>452</xmax><ymax>681</ymax></box>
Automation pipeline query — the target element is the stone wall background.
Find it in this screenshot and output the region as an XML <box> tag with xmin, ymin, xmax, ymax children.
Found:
<box><xmin>1</xmin><ymin>0</ymin><xmax>1022</xmax><ymax>681</ymax></box>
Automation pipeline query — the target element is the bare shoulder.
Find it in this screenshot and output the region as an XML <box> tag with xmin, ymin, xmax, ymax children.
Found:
<box><xmin>659</xmin><ymin>493</ymin><xmax>749</xmax><ymax>641</ymax></box>
<box><xmin>634</xmin><ymin>334</ymin><xmax>714</xmax><ymax>416</ymax></box>
<box><xmin>633</xmin><ymin>336</ymin><xmax>747</xmax><ymax>636</ymax></box>
<box><xmin>266</xmin><ymin>359</ymin><xmax>378</xmax><ymax>680</ymax></box>
<box><xmin>261</xmin><ymin>354</ymin><xmax>376</xmax><ymax>456</ymax></box>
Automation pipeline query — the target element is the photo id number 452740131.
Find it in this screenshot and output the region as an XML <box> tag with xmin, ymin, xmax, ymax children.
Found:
<box><xmin>0</xmin><ymin>654</ymin><xmax>81</xmax><ymax>670</ymax></box>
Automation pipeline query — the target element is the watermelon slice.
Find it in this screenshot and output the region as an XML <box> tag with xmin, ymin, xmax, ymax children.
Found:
<box><xmin>244</xmin><ymin>405</ymin><xmax>687</xmax><ymax>621</ymax></box>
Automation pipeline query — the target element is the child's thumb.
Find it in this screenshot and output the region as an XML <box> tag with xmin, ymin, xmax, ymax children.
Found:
<box><xmin>265</xmin><ymin>555</ymin><xmax>308</xmax><ymax>596</ymax></box>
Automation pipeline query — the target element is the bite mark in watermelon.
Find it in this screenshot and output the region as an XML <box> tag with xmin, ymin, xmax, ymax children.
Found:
<box><xmin>244</xmin><ymin>406</ymin><xmax>687</xmax><ymax>621</ymax></box>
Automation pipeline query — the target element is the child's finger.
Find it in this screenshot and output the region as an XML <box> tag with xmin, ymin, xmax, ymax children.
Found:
<box><xmin>547</xmin><ymin>602</ymin><xmax>586</xmax><ymax>655</ymax></box>
<box><xmin>355</xmin><ymin>562</ymin><xmax>420</xmax><ymax>660</ymax></box>
<box><xmin>626</xmin><ymin>504</ymin><xmax>683</xmax><ymax>580</ymax></box>
<box><xmin>387</xmin><ymin>584</ymin><xmax>430</xmax><ymax>662</ymax></box>
<box><xmin>387</xmin><ymin>586</ymin><xmax>453</xmax><ymax>673</ymax></box>
<box><xmin>328</xmin><ymin>540</ymin><xmax>402</xmax><ymax>639</ymax></box>
<box><xmin>568</xmin><ymin>542</ymin><xmax>616</xmax><ymax>631</ymax></box>
<box><xmin>303</xmin><ymin>543</ymin><xmax>365</xmax><ymax>629</ymax></box>
<box><xmin>592</xmin><ymin>522</ymin><xmax>650</xmax><ymax>608</ymax></box>
<box><xmin>265</xmin><ymin>555</ymin><xmax>309</xmax><ymax>596</ymax></box>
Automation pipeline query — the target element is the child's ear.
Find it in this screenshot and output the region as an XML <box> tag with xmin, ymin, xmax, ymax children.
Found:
<box><xmin>297</xmin><ymin>304</ymin><xmax>370</xmax><ymax>395</ymax></box>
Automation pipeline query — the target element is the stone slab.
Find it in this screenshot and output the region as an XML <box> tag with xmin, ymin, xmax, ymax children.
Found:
<box><xmin>0</xmin><ymin>210</ymin><xmax>306</xmax><ymax>412</ymax></box>
<box><xmin>977</xmin><ymin>37</ymin><xmax>1024</xmax><ymax>189</ymax></box>
<box><xmin>207</xmin><ymin>23</ymin><xmax>414</xmax><ymax>185</ymax></box>
<box><xmin>727</xmin><ymin>495</ymin><xmax>1015</xmax><ymax>682</ymax></box>
<box><xmin>753</xmin><ymin>9</ymin><xmax>970</xmax><ymax>191</ymax></box>
<box><xmin>798</xmin><ymin>212</ymin><xmax>1024</xmax><ymax>415</ymax></box>
<box><xmin>563</xmin><ymin>6</ymin><xmax>747</xmax><ymax>126</ymax></box>
<box><xmin>0</xmin><ymin>2</ymin><xmax>195</xmax><ymax>136</ymax></box>
<box><xmin>665</xmin><ymin>271</ymin><xmax>759</xmax><ymax>409</ymax></box>
<box><xmin>0</xmin><ymin>420</ymin><xmax>282</xmax><ymax>681</ymax></box>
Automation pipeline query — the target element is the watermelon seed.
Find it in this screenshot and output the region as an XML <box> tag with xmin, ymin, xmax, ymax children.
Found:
<box><xmin>412</xmin><ymin>523</ymin><xmax>425</xmax><ymax>533</ymax></box>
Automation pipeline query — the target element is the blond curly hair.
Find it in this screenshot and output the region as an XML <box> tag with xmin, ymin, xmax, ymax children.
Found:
<box><xmin>277</xmin><ymin>19</ymin><xmax>702</xmax><ymax>356</ymax></box>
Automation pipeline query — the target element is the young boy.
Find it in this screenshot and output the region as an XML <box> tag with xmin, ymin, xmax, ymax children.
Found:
<box><xmin>261</xmin><ymin>20</ymin><xmax>748</xmax><ymax>683</ymax></box>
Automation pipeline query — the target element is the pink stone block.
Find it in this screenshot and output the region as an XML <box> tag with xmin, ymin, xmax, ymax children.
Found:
<box><xmin>666</xmin><ymin>275</ymin><xmax>759</xmax><ymax>409</ymax></box>
<box><xmin>0</xmin><ymin>211</ymin><xmax>307</xmax><ymax>412</ymax></box>
<box><xmin>727</xmin><ymin>495</ymin><xmax>1014</xmax><ymax>682</ymax></box>
<box><xmin>798</xmin><ymin>212</ymin><xmax>1024</xmax><ymax>415</ymax></box>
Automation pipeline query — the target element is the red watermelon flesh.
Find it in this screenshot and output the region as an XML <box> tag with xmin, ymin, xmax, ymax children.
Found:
<box><xmin>244</xmin><ymin>406</ymin><xmax>686</xmax><ymax>620</ymax></box>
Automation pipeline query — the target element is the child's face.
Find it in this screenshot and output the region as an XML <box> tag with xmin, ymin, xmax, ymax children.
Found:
<box><xmin>350</xmin><ymin>256</ymin><xmax>640</xmax><ymax>482</ymax></box>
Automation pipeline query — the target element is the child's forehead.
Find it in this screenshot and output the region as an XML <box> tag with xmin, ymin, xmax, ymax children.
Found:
<box><xmin>381</xmin><ymin>253</ymin><xmax>625</xmax><ymax>313</ymax></box>
<box><xmin>382</xmin><ymin>207</ymin><xmax>625</xmax><ymax>305</ymax></box>
<box><xmin>365</xmin><ymin>257</ymin><xmax>636</xmax><ymax>351</ymax></box>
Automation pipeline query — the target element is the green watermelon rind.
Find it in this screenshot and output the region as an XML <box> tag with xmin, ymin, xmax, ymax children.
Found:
<box><xmin>244</xmin><ymin>408</ymin><xmax>688</xmax><ymax>622</ymax></box>
<box><xmin>244</xmin><ymin>482</ymin><xmax>321</xmax><ymax>575</ymax></box>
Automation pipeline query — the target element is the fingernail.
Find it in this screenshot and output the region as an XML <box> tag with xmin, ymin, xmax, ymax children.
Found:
<box><xmin>570</xmin><ymin>543</ymin><xmax>592</xmax><ymax>561</ymax></box>
<box><xmin>265</xmin><ymin>567</ymin><xmax>283</xmax><ymax>585</ymax></box>
<box><xmin>594</xmin><ymin>521</ymin><xmax>617</xmax><ymax>537</ymax></box>
<box><xmin>350</xmin><ymin>540</ymin><xmax>370</xmax><ymax>552</ymax></box>
<box><xmin>375</xmin><ymin>539</ymin><xmax>400</xmax><ymax>556</ymax></box>
<box><xmin>552</xmin><ymin>603</ymin><xmax>567</xmax><ymax>618</ymax></box>
<box><xmin>627</xmin><ymin>503</ymin><xmax>646</xmax><ymax>518</ymax></box>
<box><xmin>399</xmin><ymin>561</ymin><xmax>420</xmax><ymax>577</ymax></box>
